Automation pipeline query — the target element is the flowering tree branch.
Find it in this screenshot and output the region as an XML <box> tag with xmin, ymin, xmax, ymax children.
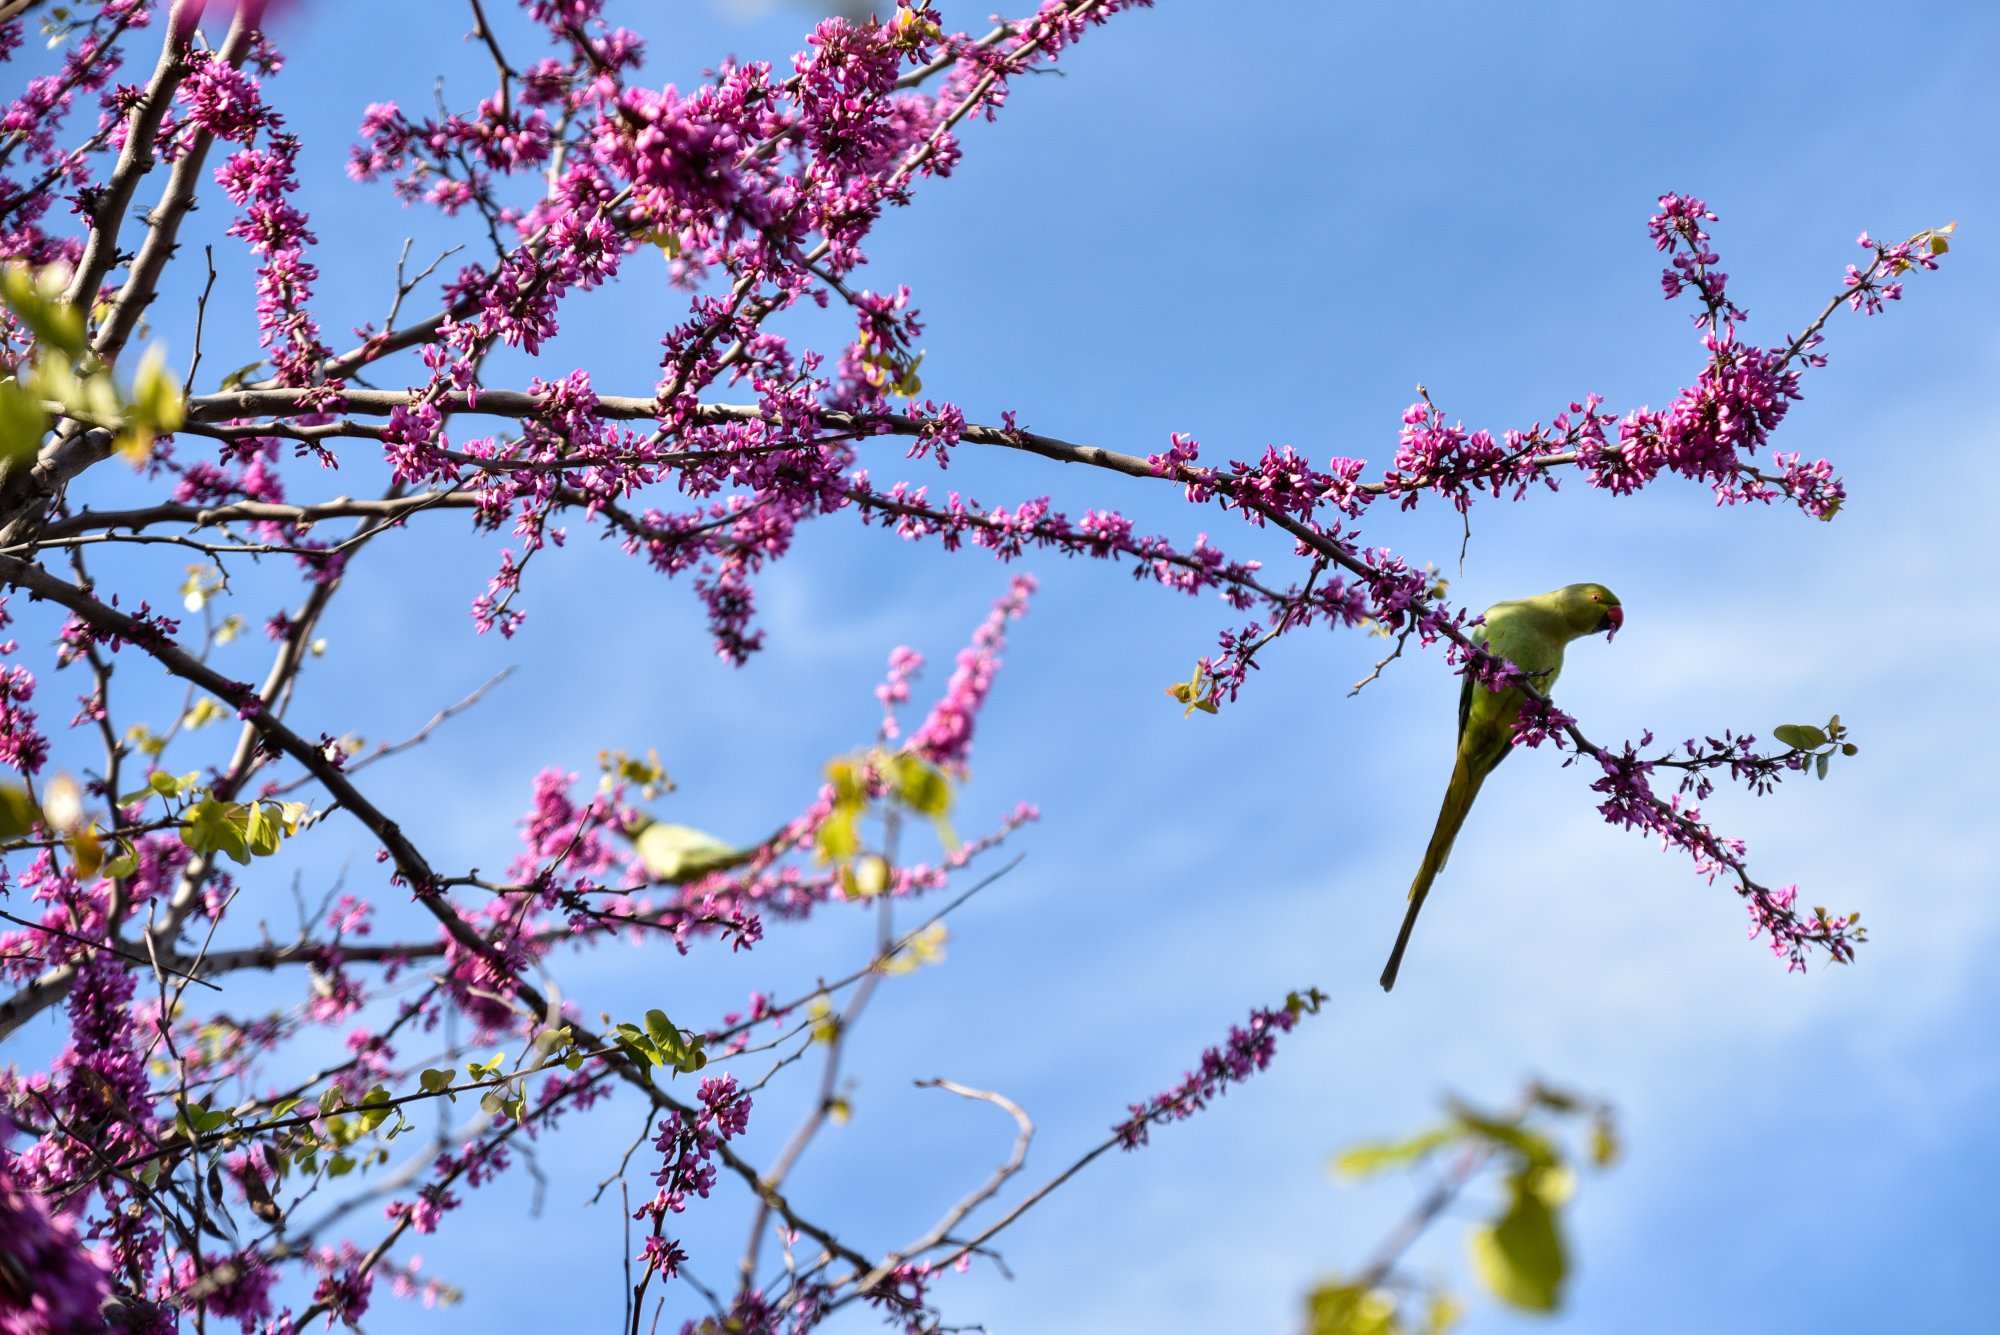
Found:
<box><xmin>0</xmin><ymin>0</ymin><xmax>1950</xmax><ymax>1328</ymax></box>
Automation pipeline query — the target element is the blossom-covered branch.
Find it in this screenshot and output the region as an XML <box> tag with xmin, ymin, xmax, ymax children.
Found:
<box><xmin>0</xmin><ymin>0</ymin><xmax>1948</xmax><ymax>1329</ymax></box>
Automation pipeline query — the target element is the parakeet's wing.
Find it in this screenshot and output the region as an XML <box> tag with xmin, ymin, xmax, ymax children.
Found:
<box><xmin>1459</xmin><ymin>608</ymin><xmax>1566</xmax><ymax>780</ymax></box>
<box><xmin>1456</xmin><ymin>622</ymin><xmax>1490</xmax><ymax>744</ymax></box>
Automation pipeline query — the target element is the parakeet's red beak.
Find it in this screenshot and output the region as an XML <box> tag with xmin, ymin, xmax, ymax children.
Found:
<box><xmin>1603</xmin><ymin>605</ymin><xmax>1624</xmax><ymax>640</ymax></box>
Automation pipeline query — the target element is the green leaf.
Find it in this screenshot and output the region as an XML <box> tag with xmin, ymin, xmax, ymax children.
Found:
<box><xmin>0</xmin><ymin>783</ymin><xmax>40</xmax><ymax>838</ymax></box>
<box><xmin>1331</xmin><ymin>1127</ymin><xmax>1455</xmax><ymax>1179</ymax></box>
<box><xmin>879</xmin><ymin>921</ymin><xmax>947</xmax><ymax>976</ymax></box>
<box><xmin>1523</xmin><ymin>1160</ymin><xmax>1576</xmax><ymax>1208</ymax></box>
<box><xmin>633</xmin><ymin>821</ymin><xmax>743</xmax><ymax>882</ymax></box>
<box><xmin>68</xmin><ymin>828</ymin><xmax>104</xmax><ymax>879</ymax></box>
<box><xmin>1815</xmin><ymin>751</ymin><xmax>1830</xmax><ymax>781</ymax></box>
<box><xmin>814</xmin><ymin>805</ymin><xmax>860</xmax><ymax>865</ymax></box>
<box><xmin>1772</xmin><ymin>724</ymin><xmax>1828</xmax><ymax>751</ymax></box>
<box><xmin>1448</xmin><ymin>1103</ymin><xmax>1556</xmax><ymax>1168</ymax></box>
<box><xmin>889</xmin><ymin>753</ymin><xmax>952</xmax><ymax>819</ymax></box>
<box><xmin>180</xmin><ymin>796</ymin><xmax>251</xmax><ymax>865</ymax></box>
<box><xmin>129</xmin><ymin>344</ymin><xmax>185</xmax><ymax>432</ymax></box>
<box><xmin>419</xmin><ymin>1068</ymin><xmax>453</xmax><ymax>1094</ymax></box>
<box><xmin>644</xmin><ymin>1008</ymin><xmax>686</xmax><ymax>1061</ymax></box>
<box><xmin>825</xmin><ymin>758</ymin><xmax>867</xmax><ymax>805</ymax></box>
<box><xmin>217</xmin><ymin>360</ymin><xmax>264</xmax><ymax>392</ymax></box>
<box><xmin>243</xmin><ymin>801</ymin><xmax>282</xmax><ymax>857</ymax></box>
<box><xmin>1165</xmin><ymin>675</ymin><xmax>1220</xmax><ymax>716</ymax></box>
<box><xmin>1528</xmin><ymin>1085</ymin><xmax>1579</xmax><ymax>1112</ymax></box>
<box><xmin>673</xmin><ymin>1040</ymin><xmax>708</xmax><ymax>1074</ymax></box>
<box><xmin>359</xmin><ymin>1105</ymin><xmax>391</xmax><ymax>1131</ymax></box>
<box><xmin>1589</xmin><ymin>1114</ymin><xmax>1619</xmax><ymax>1167</ymax></box>
<box><xmin>0</xmin><ymin>263</ymin><xmax>88</xmax><ymax>358</ymax></box>
<box><xmin>1467</xmin><ymin>1182</ymin><xmax>1566</xmax><ymax>1312</ymax></box>
<box><xmin>0</xmin><ymin>378</ymin><xmax>48</xmax><ymax>469</ymax></box>
<box><xmin>1418</xmin><ymin>1291</ymin><xmax>1463</xmax><ymax>1335</ymax></box>
<box><xmin>807</xmin><ymin>995</ymin><xmax>839</xmax><ymax>1045</ymax></box>
<box><xmin>614</xmin><ymin>1022</ymin><xmax>662</xmax><ymax>1066</ymax></box>
<box><xmin>844</xmin><ymin>853</ymin><xmax>891</xmax><ymax>898</ymax></box>
<box><xmin>1305</xmin><ymin>1282</ymin><xmax>1399</xmax><ymax>1335</ymax></box>
<box><xmin>101</xmin><ymin>842</ymin><xmax>138</xmax><ymax>881</ymax></box>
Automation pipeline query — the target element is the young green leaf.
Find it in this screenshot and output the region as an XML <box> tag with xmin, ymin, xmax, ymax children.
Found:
<box><xmin>0</xmin><ymin>783</ymin><xmax>40</xmax><ymax>838</ymax></box>
<box><xmin>890</xmin><ymin>753</ymin><xmax>951</xmax><ymax>818</ymax></box>
<box><xmin>1467</xmin><ymin>1182</ymin><xmax>1566</xmax><ymax>1311</ymax></box>
<box><xmin>1305</xmin><ymin>1283</ymin><xmax>1399</xmax><ymax>1335</ymax></box>
<box><xmin>0</xmin><ymin>378</ymin><xmax>48</xmax><ymax>468</ymax></box>
<box><xmin>1772</xmin><ymin>723</ymin><xmax>1828</xmax><ymax>751</ymax></box>
<box><xmin>1330</xmin><ymin>1127</ymin><xmax>1456</xmax><ymax>1179</ymax></box>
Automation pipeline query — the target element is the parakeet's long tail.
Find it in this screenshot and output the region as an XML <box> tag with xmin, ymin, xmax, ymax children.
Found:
<box><xmin>1380</xmin><ymin>754</ymin><xmax>1485</xmax><ymax>992</ymax></box>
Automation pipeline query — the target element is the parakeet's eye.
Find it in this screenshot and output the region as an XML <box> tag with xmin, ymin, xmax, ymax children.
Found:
<box><xmin>1590</xmin><ymin>593</ymin><xmax>1601</xmax><ymax>602</ymax></box>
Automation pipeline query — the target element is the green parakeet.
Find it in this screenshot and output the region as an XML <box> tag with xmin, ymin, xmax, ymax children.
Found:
<box><xmin>1380</xmin><ymin>583</ymin><xmax>1624</xmax><ymax>992</ymax></box>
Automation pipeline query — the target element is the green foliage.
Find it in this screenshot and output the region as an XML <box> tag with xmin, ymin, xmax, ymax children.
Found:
<box><xmin>1467</xmin><ymin>1181</ymin><xmax>1564</xmax><ymax>1311</ymax></box>
<box><xmin>2</xmin><ymin>770</ymin><xmax>307</xmax><ymax>885</ymax></box>
<box><xmin>178</xmin><ymin>794</ymin><xmax>308</xmax><ymax>866</ymax></box>
<box><xmin>815</xmin><ymin>746</ymin><xmax>959</xmax><ymax>885</ymax></box>
<box><xmin>1311</xmin><ymin>1083</ymin><xmax>1617</xmax><ymax>1331</ymax></box>
<box><xmin>0</xmin><ymin>378</ymin><xmax>46</xmax><ymax>469</ymax></box>
<box><xmin>123</xmin><ymin>344</ymin><xmax>186</xmax><ymax>458</ymax></box>
<box><xmin>0</xmin><ymin>261</ymin><xmax>187</xmax><ymax>466</ymax></box>
<box><xmin>1307</xmin><ymin>1283</ymin><xmax>1461</xmax><ymax>1335</ymax></box>
<box><xmin>1773</xmin><ymin>713</ymin><xmax>1858</xmax><ymax>781</ymax></box>
<box><xmin>877</xmin><ymin>920</ymin><xmax>947</xmax><ymax>976</ymax></box>
<box><xmin>614</xmin><ymin>1007</ymin><xmax>708</xmax><ymax>1074</ymax></box>
<box><xmin>1771</xmin><ymin>724</ymin><xmax>1826</xmax><ymax>750</ymax></box>
<box><xmin>887</xmin><ymin>750</ymin><xmax>956</xmax><ymax>849</ymax></box>
<box><xmin>1332</xmin><ymin>1128</ymin><xmax>1456</xmax><ymax>1179</ymax></box>
<box><xmin>855</xmin><ymin>329</ymin><xmax>924</xmax><ymax>398</ymax></box>
<box><xmin>1164</xmin><ymin>663</ymin><xmax>1219</xmax><ymax>715</ymax></box>
<box><xmin>807</xmin><ymin>994</ymin><xmax>840</xmax><ymax>1045</ymax></box>
<box><xmin>0</xmin><ymin>262</ymin><xmax>86</xmax><ymax>358</ymax></box>
<box><xmin>599</xmin><ymin>746</ymin><xmax>671</xmax><ymax>799</ymax></box>
<box><xmin>216</xmin><ymin>360</ymin><xmax>265</xmax><ymax>391</ymax></box>
<box><xmin>0</xmin><ymin>783</ymin><xmax>39</xmax><ymax>838</ymax></box>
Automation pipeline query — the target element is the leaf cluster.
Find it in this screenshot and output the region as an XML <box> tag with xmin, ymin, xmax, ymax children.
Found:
<box><xmin>1771</xmin><ymin>713</ymin><xmax>1858</xmax><ymax>782</ymax></box>
<box><xmin>0</xmin><ymin>262</ymin><xmax>184</xmax><ymax>467</ymax></box>
<box><xmin>1310</xmin><ymin>1084</ymin><xmax>1618</xmax><ymax>1333</ymax></box>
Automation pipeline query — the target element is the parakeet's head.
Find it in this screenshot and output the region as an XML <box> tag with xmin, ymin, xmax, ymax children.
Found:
<box><xmin>1553</xmin><ymin>583</ymin><xmax>1623</xmax><ymax>641</ymax></box>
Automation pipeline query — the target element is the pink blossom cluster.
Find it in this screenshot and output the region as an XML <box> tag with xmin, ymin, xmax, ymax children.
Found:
<box><xmin>905</xmin><ymin>573</ymin><xmax>1035</xmax><ymax>772</ymax></box>
<box><xmin>1580</xmin><ymin>732</ymin><xmax>1866</xmax><ymax>970</ymax></box>
<box><xmin>0</xmin><ymin>1129</ymin><xmax>112</xmax><ymax>1335</ymax></box>
<box><xmin>0</xmin><ymin>1</ymin><xmax>149</xmax><ymax>267</ymax></box>
<box><xmin>635</xmin><ymin>1075</ymin><xmax>751</xmax><ymax>1283</ymax></box>
<box><xmin>1115</xmin><ymin>999</ymin><xmax>1307</xmax><ymax>1150</ymax></box>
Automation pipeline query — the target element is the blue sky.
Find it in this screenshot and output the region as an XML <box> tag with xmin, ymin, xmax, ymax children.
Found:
<box><xmin>9</xmin><ymin>0</ymin><xmax>2000</xmax><ymax>1330</ymax></box>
